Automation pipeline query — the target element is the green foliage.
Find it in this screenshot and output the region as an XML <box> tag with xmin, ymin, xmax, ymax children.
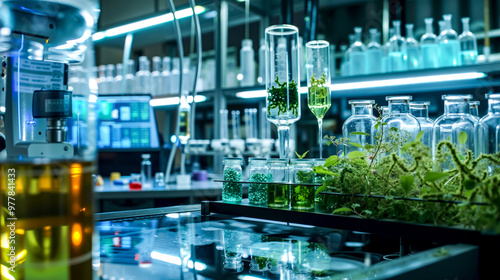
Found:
<box><xmin>295</xmin><ymin>150</ymin><xmax>309</xmax><ymax>159</ymax></box>
<box><xmin>314</xmin><ymin>113</ymin><xmax>500</xmax><ymax>233</ymax></box>
<box><xmin>267</xmin><ymin>76</ymin><xmax>299</xmax><ymax>116</ymax></box>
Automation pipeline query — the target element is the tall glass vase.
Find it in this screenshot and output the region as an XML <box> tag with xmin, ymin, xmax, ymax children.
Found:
<box><xmin>265</xmin><ymin>25</ymin><xmax>301</xmax><ymax>159</ymax></box>
<box><xmin>305</xmin><ymin>40</ymin><xmax>331</xmax><ymax>158</ymax></box>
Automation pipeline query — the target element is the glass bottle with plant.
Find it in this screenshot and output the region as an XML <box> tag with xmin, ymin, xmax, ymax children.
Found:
<box><xmin>306</xmin><ymin>40</ymin><xmax>331</xmax><ymax>158</ymax></box>
<box><xmin>265</xmin><ymin>25</ymin><xmax>301</xmax><ymax>159</ymax></box>
<box><xmin>267</xmin><ymin>158</ymin><xmax>290</xmax><ymax>208</ymax></box>
<box><xmin>290</xmin><ymin>152</ymin><xmax>315</xmax><ymax>210</ymax></box>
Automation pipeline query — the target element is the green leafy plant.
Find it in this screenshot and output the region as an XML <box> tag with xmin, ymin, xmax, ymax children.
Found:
<box><xmin>314</xmin><ymin>106</ymin><xmax>500</xmax><ymax>232</ymax></box>
<box><xmin>267</xmin><ymin>76</ymin><xmax>299</xmax><ymax>116</ymax></box>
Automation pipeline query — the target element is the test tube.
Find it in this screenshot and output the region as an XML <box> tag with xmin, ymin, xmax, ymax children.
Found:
<box><xmin>220</xmin><ymin>109</ymin><xmax>229</xmax><ymax>140</ymax></box>
<box><xmin>231</xmin><ymin>110</ymin><xmax>241</xmax><ymax>139</ymax></box>
<box><xmin>260</xmin><ymin>107</ymin><xmax>271</xmax><ymax>139</ymax></box>
<box><xmin>244</xmin><ymin>109</ymin><xmax>252</xmax><ymax>139</ymax></box>
<box><xmin>251</xmin><ymin>108</ymin><xmax>258</xmax><ymax>139</ymax></box>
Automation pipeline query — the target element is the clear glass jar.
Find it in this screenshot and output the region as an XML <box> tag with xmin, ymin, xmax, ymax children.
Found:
<box><xmin>478</xmin><ymin>93</ymin><xmax>500</xmax><ymax>156</ymax></box>
<box><xmin>248</xmin><ymin>158</ymin><xmax>269</xmax><ymax>205</ymax></box>
<box><xmin>432</xmin><ymin>95</ymin><xmax>478</xmax><ymax>161</ymax></box>
<box><xmin>348</xmin><ymin>27</ymin><xmax>367</xmax><ymax>76</ymax></box>
<box><xmin>342</xmin><ymin>100</ymin><xmax>378</xmax><ymax>156</ymax></box>
<box><xmin>267</xmin><ymin>159</ymin><xmax>289</xmax><ymax>208</ymax></box>
<box><xmin>290</xmin><ymin>159</ymin><xmax>315</xmax><ymax>210</ymax></box>
<box><xmin>222</xmin><ymin>158</ymin><xmax>244</xmax><ymax>202</ymax></box>
<box><xmin>410</xmin><ymin>101</ymin><xmax>434</xmax><ymax>148</ymax></box>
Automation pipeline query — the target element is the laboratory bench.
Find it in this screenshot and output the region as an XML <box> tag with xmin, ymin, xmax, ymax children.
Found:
<box><xmin>94</xmin><ymin>204</ymin><xmax>480</xmax><ymax>280</ymax></box>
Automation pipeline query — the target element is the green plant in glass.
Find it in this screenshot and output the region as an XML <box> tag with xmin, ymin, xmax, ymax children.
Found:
<box><xmin>315</xmin><ymin>105</ymin><xmax>500</xmax><ymax>232</ymax></box>
<box><xmin>291</xmin><ymin>153</ymin><xmax>315</xmax><ymax>210</ymax></box>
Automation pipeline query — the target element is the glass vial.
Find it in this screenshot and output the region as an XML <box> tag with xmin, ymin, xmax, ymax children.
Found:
<box><xmin>141</xmin><ymin>154</ymin><xmax>152</xmax><ymax>188</ymax></box>
<box><xmin>432</xmin><ymin>95</ymin><xmax>478</xmax><ymax>162</ymax></box>
<box><xmin>459</xmin><ymin>17</ymin><xmax>478</xmax><ymax>65</ymax></box>
<box><xmin>179</xmin><ymin>91</ymin><xmax>191</xmax><ymax>144</ymax></box>
<box><xmin>248</xmin><ymin>158</ymin><xmax>269</xmax><ymax>205</ymax></box>
<box><xmin>290</xmin><ymin>159</ymin><xmax>315</xmax><ymax>210</ymax></box>
<box><xmin>348</xmin><ymin>27</ymin><xmax>367</xmax><ymax>76</ymax></box>
<box><xmin>421</xmin><ymin>18</ymin><xmax>440</xmax><ymax>69</ymax></box>
<box><xmin>478</xmin><ymin>93</ymin><xmax>500</xmax><ymax>156</ymax></box>
<box><xmin>114</xmin><ymin>63</ymin><xmax>123</xmax><ymax>92</ymax></box>
<box><xmin>222</xmin><ymin>157</ymin><xmax>244</xmax><ymax>202</ymax></box>
<box><xmin>104</xmin><ymin>64</ymin><xmax>115</xmax><ymax>94</ymax></box>
<box><xmin>405</xmin><ymin>24</ymin><xmax>420</xmax><ymax>70</ymax></box>
<box><xmin>388</xmin><ymin>20</ymin><xmax>408</xmax><ymax>72</ymax></box>
<box><xmin>136</xmin><ymin>56</ymin><xmax>151</xmax><ymax>94</ymax></box>
<box><xmin>438</xmin><ymin>14</ymin><xmax>460</xmax><ymax>67</ymax></box>
<box><xmin>342</xmin><ymin>100</ymin><xmax>378</xmax><ymax>156</ymax></box>
<box><xmin>151</xmin><ymin>56</ymin><xmax>162</xmax><ymax>97</ymax></box>
<box><xmin>366</xmin><ymin>28</ymin><xmax>383</xmax><ymax>74</ymax></box>
<box><xmin>125</xmin><ymin>59</ymin><xmax>136</xmax><ymax>93</ymax></box>
<box><xmin>267</xmin><ymin>159</ymin><xmax>289</xmax><ymax>208</ymax></box>
<box><xmin>381</xmin><ymin>96</ymin><xmax>421</xmax><ymax>153</ymax></box>
<box><xmin>171</xmin><ymin>57</ymin><xmax>181</xmax><ymax>94</ymax></box>
<box><xmin>154</xmin><ymin>172</ymin><xmax>166</xmax><ymax>189</ymax></box>
<box><xmin>410</xmin><ymin>101</ymin><xmax>434</xmax><ymax>148</ymax></box>
<box><xmin>162</xmin><ymin>57</ymin><xmax>171</xmax><ymax>94</ymax></box>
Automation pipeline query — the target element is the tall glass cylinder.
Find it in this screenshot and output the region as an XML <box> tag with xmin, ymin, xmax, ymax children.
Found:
<box><xmin>265</xmin><ymin>25</ymin><xmax>301</xmax><ymax>159</ymax></box>
<box><xmin>410</xmin><ymin>101</ymin><xmax>434</xmax><ymax>148</ymax></box>
<box><xmin>306</xmin><ymin>40</ymin><xmax>331</xmax><ymax>158</ymax></box>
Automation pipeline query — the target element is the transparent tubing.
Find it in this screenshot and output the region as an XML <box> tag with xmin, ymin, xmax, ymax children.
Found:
<box><xmin>306</xmin><ymin>40</ymin><xmax>331</xmax><ymax>158</ymax></box>
<box><xmin>265</xmin><ymin>24</ymin><xmax>301</xmax><ymax>159</ymax></box>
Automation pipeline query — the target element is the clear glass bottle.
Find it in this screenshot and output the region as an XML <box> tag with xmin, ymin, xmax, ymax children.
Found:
<box><xmin>340</xmin><ymin>44</ymin><xmax>350</xmax><ymax>77</ymax></box>
<box><xmin>290</xmin><ymin>159</ymin><xmax>315</xmax><ymax>210</ymax></box>
<box><xmin>405</xmin><ymin>24</ymin><xmax>420</xmax><ymax>70</ymax></box>
<box><xmin>154</xmin><ymin>172</ymin><xmax>166</xmax><ymax>189</ymax></box>
<box><xmin>222</xmin><ymin>157</ymin><xmax>244</xmax><ymax>202</ymax></box>
<box><xmin>240</xmin><ymin>39</ymin><xmax>255</xmax><ymax>87</ymax></box>
<box><xmin>178</xmin><ymin>91</ymin><xmax>191</xmax><ymax>144</ymax></box>
<box><xmin>125</xmin><ymin>59</ymin><xmax>136</xmax><ymax>93</ymax></box>
<box><xmin>248</xmin><ymin>158</ymin><xmax>269</xmax><ymax>205</ymax></box>
<box><xmin>162</xmin><ymin>57</ymin><xmax>171</xmax><ymax>94</ymax></box>
<box><xmin>267</xmin><ymin>159</ymin><xmax>289</xmax><ymax>208</ymax></box>
<box><xmin>410</xmin><ymin>101</ymin><xmax>434</xmax><ymax>148</ymax></box>
<box><xmin>382</xmin><ymin>28</ymin><xmax>394</xmax><ymax>73</ymax></box>
<box><xmin>438</xmin><ymin>14</ymin><xmax>460</xmax><ymax>67</ymax></box>
<box><xmin>388</xmin><ymin>20</ymin><xmax>408</xmax><ymax>72</ymax></box>
<box><xmin>171</xmin><ymin>57</ymin><xmax>181</xmax><ymax>94</ymax></box>
<box><xmin>366</xmin><ymin>28</ymin><xmax>383</xmax><ymax>74</ymax></box>
<box><xmin>420</xmin><ymin>18</ymin><xmax>440</xmax><ymax>69</ymax></box>
<box><xmin>438</xmin><ymin>20</ymin><xmax>446</xmax><ymax>34</ymax></box>
<box><xmin>342</xmin><ymin>100</ymin><xmax>378</xmax><ymax>156</ymax></box>
<box><xmin>459</xmin><ymin>17</ymin><xmax>478</xmax><ymax>65</ymax></box>
<box><xmin>151</xmin><ymin>56</ymin><xmax>162</xmax><ymax>97</ymax></box>
<box><xmin>114</xmin><ymin>63</ymin><xmax>123</xmax><ymax>92</ymax></box>
<box><xmin>432</xmin><ymin>95</ymin><xmax>478</xmax><ymax>162</ymax></box>
<box><xmin>141</xmin><ymin>154</ymin><xmax>152</xmax><ymax>188</ymax></box>
<box><xmin>348</xmin><ymin>27</ymin><xmax>367</xmax><ymax>76</ymax></box>
<box><xmin>380</xmin><ymin>96</ymin><xmax>421</xmax><ymax>154</ymax></box>
<box><xmin>470</xmin><ymin>100</ymin><xmax>480</xmax><ymax>120</ymax></box>
<box><xmin>136</xmin><ymin>56</ymin><xmax>151</xmax><ymax>94</ymax></box>
<box><xmin>478</xmin><ymin>93</ymin><xmax>500</xmax><ymax>156</ymax></box>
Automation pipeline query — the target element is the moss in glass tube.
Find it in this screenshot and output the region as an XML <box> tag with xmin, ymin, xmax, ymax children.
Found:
<box><xmin>267</xmin><ymin>76</ymin><xmax>299</xmax><ymax>116</ymax></box>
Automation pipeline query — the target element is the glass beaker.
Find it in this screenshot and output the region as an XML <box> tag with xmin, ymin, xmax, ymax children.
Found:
<box><xmin>306</xmin><ymin>40</ymin><xmax>331</xmax><ymax>158</ymax></box>
<box><xmin>248</xmin><ymin>158</ymin><xmax>269</xmax><ymax>205</ymax></box>
<box><xmin>478</xmin><ymin>93</ymin><xmax>500</xmax><ymax>160</ymax></box>
<box><xmin>222</xmin><ymin>158</ymin><xmax>244</xmax><ymax>202</ymax></box>
<box><xmin>438</xmin><ymin>14</ymin><xmax>460</xmax><ymax>67</ymax></box>
<box><xmin>380</xmin><ymin>96</ymin><xmax>421</xmax><ymax>154</ymax></box>
<box><xmin>348</xmin><ymin>27</ymin><xmax>367</xmax><ymax>76</ymax></box>
<box><xmin>290</xmin><ymin>159</ymin><xmax>315</xmax><ymax>210</ymax></box>
<box><xmin>265</xmin><ymin>25</ymin><xmax>301</xmax><ymax>159</ymax></box>
<box><xmin>432</xmin><ymin>95</ymin><xmax>478</xmax><ymax>163</ymax></box>
<box><xmin>410</xmin><ymin>101</ymin><xmax>434</xmax><ymax>148</ymax></box>
<box><xmin>421</xmin><ymin>18</ymin><xmax>440</xmax><ymax>69</ymax></box>
<box><xmin>342</xmin><ymin>100</ymin><xmax>377</xmax><ymax>156</ymax></box>
<box><xmin>459</xmin><ymin>17</ymin><xmax>478</xmax><ymax>65</ymax></box>
<box><xmin>267</xmin><ymin>159</ymin><xmax>290</xmax><ymax>208</ymax></box>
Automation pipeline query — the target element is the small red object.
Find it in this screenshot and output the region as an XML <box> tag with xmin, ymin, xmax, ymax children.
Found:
<box><xmin>129</xmin><ymin>181</ymin><xmax>142</xmax><ymax>190</ymax></box>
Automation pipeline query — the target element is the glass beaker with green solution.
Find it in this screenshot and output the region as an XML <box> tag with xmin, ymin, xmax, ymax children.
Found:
<box><xmin>290</xmin><ymin>159</ymin><xmax>315</xmax><ymax>210</ymax></box>
<box><xmin>306</xmin><ymin>40</ymin><xmax>331</xmax><ymax>158</ymax></box>
<box><xmin>267</xmin><ymin>159</ymin><xmax>290</xmax><ymax>208</ymax></box>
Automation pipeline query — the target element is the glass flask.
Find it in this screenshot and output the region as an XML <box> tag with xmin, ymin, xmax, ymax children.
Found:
<box><xmin>248</xmin><ymin>158</ymin><xmax>269</xmax><ymax>205</ymax></box>
<box><xmin>340</xmin><ymin>44</ymin><xmax>350</xmax><ymax>77</ymax></box>
<box><xmin>406</xmin><ymin>24</ymin><xmax>420</xmax><ymax>70</ymax></box>
<box><xmin>380</xmin><ymin>96</ymin><xmax>421</xmax><ymax>154</ymax></box>
<box><xmin>342</xmin><ymin>100</ymin><xmax>378</xmax><ymax>156</ymax></box>
<box><xmin>136</xmin><ymin>56</ymin><xmax>151</xmax><ymax>94</ymax></box>
<box><xmin>410</xmin><ymin>101</ymin><xmax>434</xmax><ymax>148</ymax></box>
<box><xmin>222</xmin><ymin>158</ymin><xmax>244</xmax><ymax>202</ymax></box>
<box><xmin>267</xmin><ymin>159</ymin><xmax>290</xmax><ymax>208</ymax></box>
<box><xmin>162</xmin><ymin>56</ymin><xmax>172</xmax><ymax>94</ymax></box>
<box><xmin>290</xmin><ymin>159</ymin><xmax>315</xmax><ymax>210</ymax></box>
<box><xmin>432</xmin><ymin>95</ymin><xmax>478</xmax><ymax>163</ymax></box>
<box><xmin>258</xmin><ymin>38</ymin><xmax>266</xmax><ymax>85</ymax></box>
<box><xmin>470</xmin><ymin>100</ymin><xmax>480</xmax><ymax>120</ymax></box>
<box><xmin>477</xmin><ymin>93</ymin><xmax>500</xmax><ymax>157</ymax></box>
<box><xmin>0</xmin><ymin>1</ymin><xmax>100</xmax><ymax>278</ymax></box>
<box><xmin>240</xmin><ymin>39</ymin><xmax>256</xmax><ymax>87</ymax></box>
<box><xmin>382</xmin><ymin>28</ymin><xmax>394</xmax><ymax>73</ymax></box>
<box><xmin>420</xmin><ymin>18</ymin><xmax>440</xmax><ymax>69</ymax></box>
<box><xmin>151</xmin><ymin>56</ymin><xmax>162</xmax><ymax>97</ymax></box>
<box><xmin>306</xmin><ymin>40</ymin><xmax>331</xmax><ymax>158</ymax></box>
<box><xmin>388</xmin><ymin>20</ymin><xmax>408</xmax><ymax>72</ymax></box>
<box><xmin>366</xmin><ymin>28</ymin><xmax>383</xmax><ymax>74</ymax></box>
<box><xmin>459</xmin><ymin>17</ymin><xmax>478</xmax><ymax>65</ymax></box>
<box><xmin>265</xmin><ymin>25</ymin><xmax>301</xmax><ymax>159</ymax></box>
<box><xmin>348</xmin><ymin>27</ymin><xmax>367</xmax><ymax>76</ymax></box>
<box><xmin>438</xmin><ymin>14</ymin><xmax>460</xmax><ymax>67</ymax></box>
